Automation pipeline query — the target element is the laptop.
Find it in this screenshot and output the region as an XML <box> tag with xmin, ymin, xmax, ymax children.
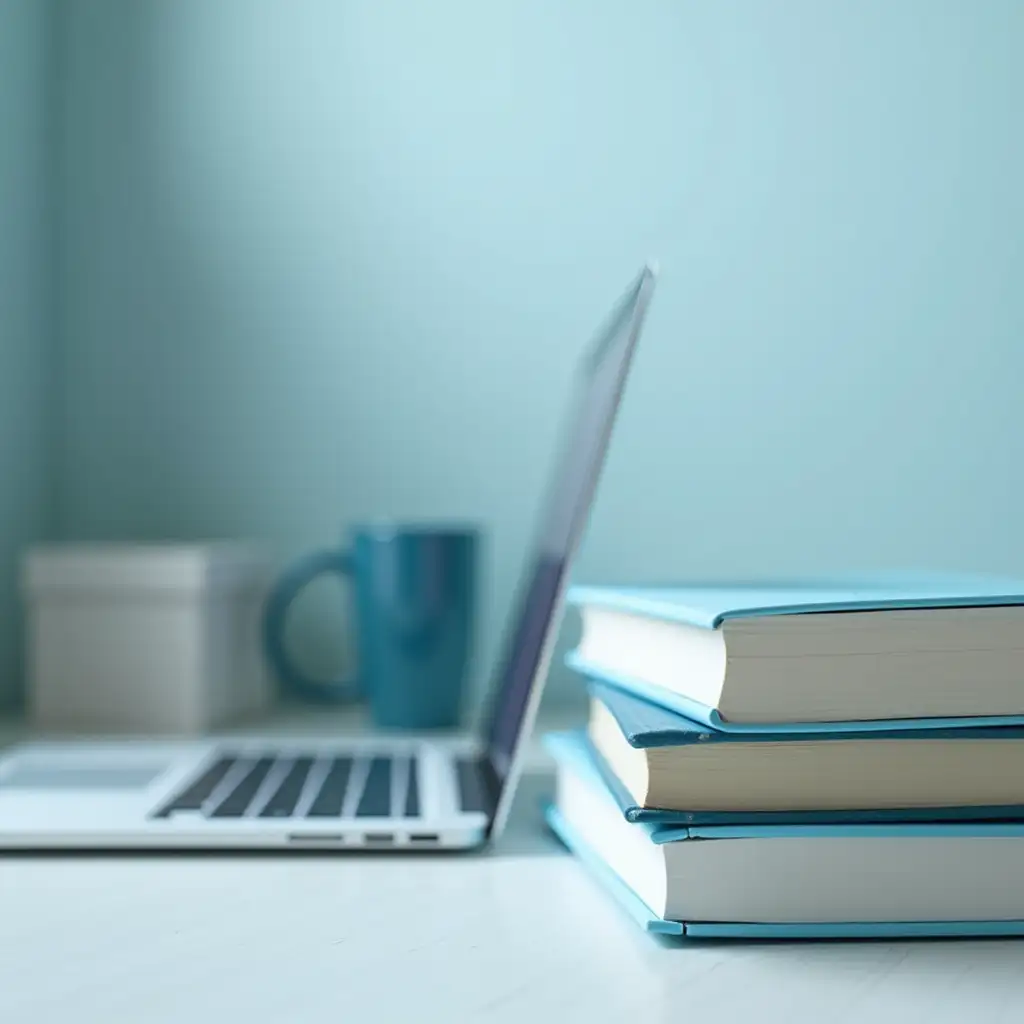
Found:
<box><xmin>0</xmin><ymin>264</ymin><xmax>657</xmax><ymax>851</ymax></box>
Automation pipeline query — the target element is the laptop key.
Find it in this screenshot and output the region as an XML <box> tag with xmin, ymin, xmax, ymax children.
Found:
<box><xmin>356</xmin><ymin>757</ymin><xmax>392</xmax><ymax>817</ymax></box>
<box><xmin>259</xmin><ymin>757</ymin><xmax>314</xmax><ymax>818</ymax></box>
<box><xmin>152</xmin><ymin>756</ymin><xmax>237</xmax><ymax>818</ymax></box>
<box><xmin>404</xmin><ymin>757</ymin><xmax>420</xmax><ymax>817</ymax></box>
<box><xmin>209</xmin><ymin>757</ymin><xmax>275</xmax><ymax>817</ymax></box>
<box><xmin>456</xmin><ymin>758</ymin><xmax>487</xmax><ymax>814</ymax></box>
<box><xmin>306</xmin><ymin>757</ymin><xmax>353</xmax><ymax>818</ymax></box>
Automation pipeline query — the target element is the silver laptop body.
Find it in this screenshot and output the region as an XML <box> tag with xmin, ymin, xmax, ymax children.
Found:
<box><xmin>0</xmin><ymin>265</ymin><xmax>656</xmax><ymax>851</ymax></box>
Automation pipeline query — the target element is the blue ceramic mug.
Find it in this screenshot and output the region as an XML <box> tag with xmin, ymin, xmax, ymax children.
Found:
<box><xmin>262</xmin><ymin>524</ymin><xmax>479</xmax><ymax>729</ymax></box>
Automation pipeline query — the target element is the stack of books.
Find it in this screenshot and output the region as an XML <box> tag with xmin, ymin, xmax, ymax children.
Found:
<box><xmin>545</xmin><ymin>575</ymin><xmax>1024</xmax><ymax>939</ymax></box>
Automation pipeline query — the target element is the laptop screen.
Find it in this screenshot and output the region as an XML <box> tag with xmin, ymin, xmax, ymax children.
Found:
<box><xmin>481</xmin><ymin>265</ymin><xmax>656</xmax><ymax>820</ymax></box>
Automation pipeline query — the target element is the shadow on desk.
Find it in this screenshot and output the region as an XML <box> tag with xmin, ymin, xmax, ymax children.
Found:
<box><xmin>485</xmin><ymin>767</ymin><xmax>564</xmax><ymax>858</ymax></box>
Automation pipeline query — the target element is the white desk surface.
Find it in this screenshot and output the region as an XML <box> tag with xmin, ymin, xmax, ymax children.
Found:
<box><xmin>2</xmin><ymin>706</ymin><xmax>1024</xmax><ymax>1023</ymax></box>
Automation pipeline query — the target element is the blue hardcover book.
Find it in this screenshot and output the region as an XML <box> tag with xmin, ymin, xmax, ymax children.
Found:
<box><xmin>544</xmin><ymin>730</ymin><xmax>1024</xmax><ymax>939</ymax></box>
<box><xmin>567</xmin><ymin>573</ymin><xmax>1024</xmax><ymax>733</ymax></box>
<box><xmin>584</xmin><ymin>681</ymin><xmax>1024</xmax><ymax>824</ymax></box>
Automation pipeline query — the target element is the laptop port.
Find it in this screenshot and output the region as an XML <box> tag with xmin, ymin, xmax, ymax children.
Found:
<box><xmin>363</xmin><ymin>832</ymin><xmax>394</xmax><ymax>845</ymax></box>
<box><xmin>408</xmin><ymin>833</ymin><xmax>439</xmax><ymax>844</ymax></box>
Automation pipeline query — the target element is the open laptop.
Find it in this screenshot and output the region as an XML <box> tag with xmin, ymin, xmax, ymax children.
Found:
<box><xmin>0</xmin><ymin>264</ymin><xmax>657</xmax><ymax>851</ymax></box>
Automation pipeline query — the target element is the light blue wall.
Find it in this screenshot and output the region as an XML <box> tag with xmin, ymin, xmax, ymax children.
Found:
<box><xmin>0</xmin><ymin>0</ymin><xmax>54</xmax><ymax>706</ymax></box>
<box><xmin>57</xmin><ymin>1</ymin><xmax>1024</xmax><ymax>704</ymax></box>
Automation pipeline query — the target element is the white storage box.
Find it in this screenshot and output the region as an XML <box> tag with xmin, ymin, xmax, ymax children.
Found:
<box><xmin>22</xmin><ymin>544</ymin><xmax>272</xmax><ymax>734</ymax></box>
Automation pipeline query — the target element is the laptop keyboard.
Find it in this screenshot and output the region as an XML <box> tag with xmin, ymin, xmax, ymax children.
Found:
<box><xmin>209</xmin><ymin>757</ymin><xmax>275</xmax><ymax>818</ymax></box>
<box><xmin>305</xmin><ymin>757</ymin><xmax>354</xmax><ymax>818</ymax></box>
<box><xmin>153</xmin><ymin>753</ymin><xmax>421</xmax><ymax>821</ymax></box>
<box><xmin>259</xmin><ymin>757</ymin><xmax>315</xmax><ymax>818</ymax></box>
<box><xmin>355</xmin><ymin>757</ymin><xmax>392</xmax><ymax>817</ymax></box>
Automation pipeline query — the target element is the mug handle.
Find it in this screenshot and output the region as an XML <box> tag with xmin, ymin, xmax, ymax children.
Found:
<box><xmin>262</xmin><ymin>549</ymin><xmax>356</xmax><ymax>703</ymax></box>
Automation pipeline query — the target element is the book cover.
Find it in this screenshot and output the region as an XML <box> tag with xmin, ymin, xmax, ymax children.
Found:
<box><xmin>544</xmin><ymin>803</ymin><xmax>1024</xmax><ymax>940</ymax></box>
<box><xmin>544</xmin><ymin>730</ymin><xmax>1024</xmax><ymax>939</ymax></box>
<box><xmin>567</xmin><ymin>572</ymin><xmax>1024</xmax><ymax>630</ymax></box>
<box><xmin>568</xmin><ymin>653</ymin><xmax>1024</xmax><ymax>734</ymax></box>
<box><xmin>591</xmin><ymin>679</ymin><xmax>1024</xmax><ymax>747</ymax></box>
<box><xmin>563</xmin><ymin>715</ymin><xmax>1024</xmax><ymax>824</ymax></box>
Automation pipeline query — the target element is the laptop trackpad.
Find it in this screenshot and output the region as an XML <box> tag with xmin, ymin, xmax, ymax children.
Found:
<box><xmin>0</xmin><ymin>760</ymin><xmax>171</xmax><ymax>791</ymax></box>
